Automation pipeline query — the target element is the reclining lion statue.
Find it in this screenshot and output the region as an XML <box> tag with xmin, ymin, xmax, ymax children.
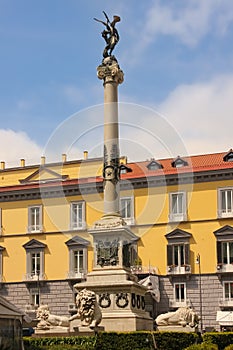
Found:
<box><xmin>36</xmin><ymin>304</ymin><xmax>70</xmax><ymax>330</ymax></box>
<box><xmin>155</xmin><ymin>307</ymin><xmax>199</xmax><ymax>328</ymax></box>
<box><xmin>69</xmin><ymin>288</ymin><xmax>102</xmax><ymax>328</ymax></box>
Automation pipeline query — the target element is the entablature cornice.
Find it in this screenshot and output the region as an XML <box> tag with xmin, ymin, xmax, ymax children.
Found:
<box><xmin>0</xmin><ymin>168</ymin><xmax>232</xmax><ymax>202</ymax></box>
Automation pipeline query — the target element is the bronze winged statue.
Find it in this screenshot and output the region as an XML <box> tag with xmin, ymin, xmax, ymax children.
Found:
<box><xmin>94</xmin><ymin>11</ymin><xmax>121</xmax><ymax>58</ymax></box>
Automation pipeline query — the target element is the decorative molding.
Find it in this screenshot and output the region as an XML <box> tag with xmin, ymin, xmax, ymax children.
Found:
<box><xmin>97</xmin><ymin>56</ymin><xmax>124</xmax><ymax>85</ymax></box>
<box><xmin>0</xmin><ymin>168</ymin><xmax>233</xmax><ymax>202</ymax></box>
<box><xmin>116</xmin><ymin>293</ymin><xmax>128</xmax><ymax>308</ymax></box>
<box><xmin>99</xmin><ymin>293</ymin><xmax>111</xmax><ymax>308</ymax></box>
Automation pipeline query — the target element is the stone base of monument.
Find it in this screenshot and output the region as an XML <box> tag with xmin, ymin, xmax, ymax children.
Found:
<box><xmin>74</xmin><ymin>267</ymin><xmax>153</xmax><ymax>332</ymax></box>
<box><xmin>33</xmin><ymin>326</ymin><xmax>70</xmax><ymax>337</ymax></box>
<box><xmin>157</xmin><ymin>325</ymin><xmax>198</xmax><ymax>332</ymax></box>
<box><xmin>69</xmin><ymin>319</ymin><xmax>104</xmax><ymax>334</ymax></box>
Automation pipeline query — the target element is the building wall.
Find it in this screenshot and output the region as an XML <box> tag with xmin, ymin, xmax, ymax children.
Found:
<box><xmin>0</xmin><ymin>154</ymin><xmax>233</xmax><ymax>330</ymax></box>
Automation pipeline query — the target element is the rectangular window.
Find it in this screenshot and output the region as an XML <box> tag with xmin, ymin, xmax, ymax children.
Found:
<box><xmin>174</xmin><ymin>245</ymin><xmax>185</xmax><ymax>266</ymax></box>
<box><xmin>174</xmin><ymin>283</ymin><xmax>186</xmax><ymax>302</ymax></box>
<box><xmin>169</xmin><ymin>192</ymin><xmax>187</xmax><ymax>221</ymax></box>
<box><xmin>30</xmin><ymin>288</ymin><xmax>40</xmax><ymax>306</ymax></box>
<box><xmin>218</xmin><ymin>188</ymin><xmax>233</xmax><ymax>217</ymax></box>
<box><xmin>73</xmin><ymin>249</ymin><xmax>84</xmax><ymax>273</ymax></box>
<box><xmin>120</xmin><ymin>197</ymin><xmax>135</xmax><ymax>224</ymax></box>
<box><xmin>31</xmin><ymin>252</ymin><xmax>41</xmax><ymax>275</ymax></box>
<box><xmin>71</xmin><ymin>202</ymin><xmax>86</xmax><ymax>230</ymax></box>
<box><xmin>67</xmin><ymin>247</ymin><xmax>87</xmax><ymax>279</ymax></box>
<box><xmin>222</xmin><ymin>242</ymin><xmax>233</xmax><ymax>264</ymax></box>
<box><xmin>28</xmin><ymin>206</ymin><xmax>42</xmax><ymax>233</ymax></box>
<box><xmin>167</xmin><ymin>243</ymin><xmax>190</xmax><ymax>269</ymax></box>
<box><xmin>224</xmin><ymin>282</ymin><xmax>233</xmax><ymax>300</ymax></box>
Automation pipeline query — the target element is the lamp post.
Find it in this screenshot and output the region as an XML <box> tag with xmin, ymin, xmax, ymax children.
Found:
<box><xmin>196</xmin><ymin>253</ymin><xmax>203</xmax><ymax>332</ymax></box>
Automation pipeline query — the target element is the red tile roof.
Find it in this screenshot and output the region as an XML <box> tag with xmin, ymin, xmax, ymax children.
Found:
<box><xmin>121</xmin><ymin>151</ymin><xmax>233</xmax><ymax>180</ymax></box>
<box><xmin>0</xmin><ymin>151</ymin><xmax>233</xmax><ymax>192</ymax></box>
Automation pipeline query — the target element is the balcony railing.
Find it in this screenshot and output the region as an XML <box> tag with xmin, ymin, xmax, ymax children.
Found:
<box><xmin>218</xmin><ymin>210</ymin><xmax>233</xmax><ymax>219</ymax></box>
<box><xmin>130</xmin><ymin>265</ymin><xmax>158</xmax><ymax>274</ymax></box>
<box><xmin>122</xmin><ymin>217</ymin><xmax>135</xmax><ymax>226</ymax></box>
<box><xmin>169</xmin><ymin>213</ymin><xmax>187</xmax><ymax>222</ymax></box>
<box><xmin>70</xmin><ymin>222</ymin><xmax>87</xmax><ymax>230</ymax></box>
<box><xmin>167</xmin><ymin>265</ymin><xmax>191</xmax><ymax>275</ymax></box>
<box><xmin>169</xmin><ymin>299</ymin><xmax>191</xmax><ymax>308</ymax></box>
<box><xmin>27</xmin><ymin>225</ymin><xmax>43</xmax><ymax>233</ymax></box>
<box><xmin>23</xmin><ymin>273</ymin><xmax>46</xmax><ymax>282</ymax></box>
<box><xmin>216</xmin><ymin>263</ymin><xmax>233</xmax><ymax>273</ymax></box>
<box><xmin>66</xmin><ymin>271</ymin><xmax>86</xmax><ymax>280</ymax></box>
<box><xmin>219</xmin><ymin>298</ymin><xmax>233</xmax><ymax>308</ymax></box>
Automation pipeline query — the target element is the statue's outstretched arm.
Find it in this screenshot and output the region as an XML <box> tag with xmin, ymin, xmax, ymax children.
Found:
<box><xmin>94</xmin><ymin>18</ymin><xmax>107</xmax><ymax>27</ymax></box>
<box><xmin>103</xmin><ymin>11</ymin><xmax>110</xmax><ymax>24</ymax></box>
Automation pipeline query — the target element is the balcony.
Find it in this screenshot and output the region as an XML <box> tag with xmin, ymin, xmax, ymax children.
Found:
<box><xmin>218</xmin><ymin>210</ymin><xmax>233</xmax><ymax>219</ymax></box>
<box><xmin>169</xmin><ymin>213</ymin><xmax>187</xmax><ymax>223</ymax></box>
<box><xmin>70</xmin><ymin>223</ymin><xmax>87</xmax><ymax>231</ymax></box>
<box><xmin>130</xmin><ymin>265</ymin><xmax>158</xmax><ymax>275</ymax></box>
<box><xmin>167</xmin><ymin>265</ymin><xmax>191</xmax><ymax>276</ymax></box>
<box><xmin>66</xmin><ymin>271</ymin><xmax>86</xmax><ymax>280</ymax></box>
<box><xmin>216</xmin><ymin>264</ymin><xmax>233</xmax><ymax>274</ymax></box>
<box><xmin>169</xmin><ymin>299</ymin><xmax>191</xmax><ymax>308</ymax></box>
<box><xmin>23</xmin><ymin>273</ymin><xmax>46</xmax><ymax>282</ymax></box>
<box><xmin>123</xmin><ymin>217</ymin><xmax>135</xmax><ymax>226</ymax></box>
<box><xmin>27</xmin><ymin>225</ymin><xmax>43</xmax><ymax>234</ymax></box>
<box><xmin>219</xmin><ymin>298</ymin><xmax>233</xmax><ymax>308</ymax></box>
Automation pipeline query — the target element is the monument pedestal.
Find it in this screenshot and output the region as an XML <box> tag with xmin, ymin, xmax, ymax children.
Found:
<box><xmin>73</xmin><ymin>226</ymin><xmax>153</xmax><ymax>331</ymax></box>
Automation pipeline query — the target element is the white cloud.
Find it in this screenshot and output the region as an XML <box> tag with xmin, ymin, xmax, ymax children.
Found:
<box><xmin>0</xmin><ymin>130</ymin><xmax>42</xmax><ymax>167</ymax></box>
<box><xmin>158</xmin><ymin>74</ymin><xmax>233</xmax><ymax>155</ymax></box>
<box><xmin>127</xmin><ymin>0</ymin><xmax>233</xmax><ymax>63</ymax></box>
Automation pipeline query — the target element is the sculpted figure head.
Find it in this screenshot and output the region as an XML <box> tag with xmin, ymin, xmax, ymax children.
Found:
<box><xmin>75</xmin><ymin>288</ymin><xmax>102</xmax><ymax>328</ymax></box>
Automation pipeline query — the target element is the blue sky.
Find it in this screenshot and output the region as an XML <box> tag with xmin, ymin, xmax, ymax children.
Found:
<box><xmin>1</xmin><ymin>0</ymin><xmax>233</xmax><ymax>166</ymax></box>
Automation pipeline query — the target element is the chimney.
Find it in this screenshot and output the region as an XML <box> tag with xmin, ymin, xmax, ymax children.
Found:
<box><xmin>83</xmin><ymin>151</ymin><xmax>88</xmax><ymax>160</ymax></box>
<box><xmin>41</xmin><ymin>156</ymin><xmax>46</xmax><ymax>166</ymax></box>
<box><xmin>62</xmin><ymin>153</ymin><xmax>67</xmax><ymax>163</ymax></box>
<box><xmin>20</xmin><ymin>159</ymin><xmax>25</xmax><ymax>167</ymax></box>
<box><xmin>0</xmin><ymin>161</ymin><xmax>5</xmax><ymax>170</ymax></box>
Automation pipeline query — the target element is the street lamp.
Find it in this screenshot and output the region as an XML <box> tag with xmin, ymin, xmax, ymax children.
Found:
<box><xmin>196</xmin><ymin>253</ymin><xmax>203</xmax><ymax>332</ymax></box>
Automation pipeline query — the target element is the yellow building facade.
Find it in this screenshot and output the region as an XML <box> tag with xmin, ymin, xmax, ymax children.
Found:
<box><xmin>1</xmin><ymin>149</ymin><xmax>233</xmax><ymax>330</ymax></box>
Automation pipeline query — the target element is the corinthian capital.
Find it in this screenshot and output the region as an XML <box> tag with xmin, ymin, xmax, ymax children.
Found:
<box><xmin>97</xmin><ymin>56</ymin><xmax>124</xmax><ymax>85</ymax></box>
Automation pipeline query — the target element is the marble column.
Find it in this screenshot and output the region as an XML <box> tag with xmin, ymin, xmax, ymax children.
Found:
<box><xmin>96</xmin><ymin>56</ymin><xmax>124</xmax><ymax>226</ymax></box>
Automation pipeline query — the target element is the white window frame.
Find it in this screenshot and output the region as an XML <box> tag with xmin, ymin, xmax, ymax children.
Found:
<box><xmin>70</xmin><ymin>201</ymin><xmax>86</xmax><ymax>230</ymax></box>
<box><xmin>222</xmin><ymin>241</ymin><xmax>233</xmax><ymax>265</ymax></box>
<box><xmin>68</xmin><ymin>247</ymin><xmax>87</xmax><ymax>279</ymax></box>
<box><xmin>173</xmin><ymin>244</ymin><xmax>185</xmax><ymax>267</ymax></box>
<box><xmin>26</xmin><ymin>249</ymin><xmax>45</xmax><ymax>281</ymax></box>
<box><xmin>30</xmin><ymin>288</ymin><xmax>40</xmax><ymax>307</ymax></box>
<box><xmin>120</xmin><ymin>196</ymin><xmax>135</xmax><ymax>225</ymax></box>
<box><xmin>223</xmin><ymin>281</ymin><xmax>233</xmax><ymax>301</ymax></box>
<box><xmin>169</xmin><ymin>192</ymin><xmax>187</xmax><ymax>222</ymax></box>
<box><xmin>174</xmin><ymin>282</ymin><xmax>186</xmax><ymax>302</ymax></box>
<box><xmin>218</xmin><ymin>188</ymin><xmax>233</xmax><ymax>218</ymax></box>
<box><xmin>28</xmin><ymin>205</ymin><xmax>43</xmax><ymax>233</ymax></box>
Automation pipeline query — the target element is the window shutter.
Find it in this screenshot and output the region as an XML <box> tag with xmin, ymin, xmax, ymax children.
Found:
<box><xmin>217</xmin><ymin>241</ymin><xmax>222</xmax><ymax>264</ymax></box>
<box><xmin>167</xmin><ymin>245</ymin><xmax>173</xmax><ymax>265</ymax></box>
<box><xmin>184</xmin><ymin>244</ymin><xmax>190</xmax><ymax>264</ymax></box>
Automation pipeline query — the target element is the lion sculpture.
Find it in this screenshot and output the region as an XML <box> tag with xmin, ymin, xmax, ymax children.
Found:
<box><xmin>155</xmin><ymin>307</ymin><xmax>199</xmax><ymax>328</ymax></box>
<box><xmin>36</xmin><ymin>304</ymin><xmax>70</xmax><ymax>330</ymax></box>
<box><xmin>69</xmin><ymin>288</ymin><xmax>102</xmax><ymax>328</ymax></box>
